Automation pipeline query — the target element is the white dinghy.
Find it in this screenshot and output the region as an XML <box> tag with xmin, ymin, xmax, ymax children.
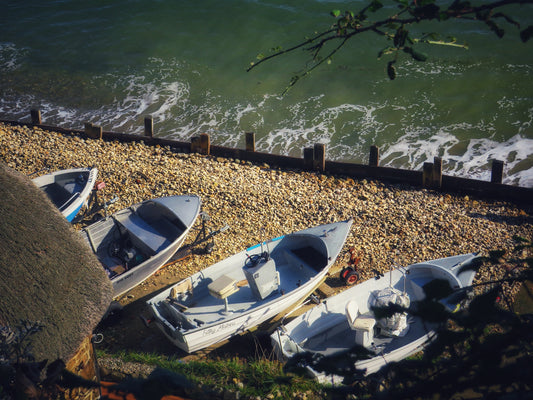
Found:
<box><xmin>146</xmin><ymin>218</ymin><xmax>354</xmax><ymax>353</ymax></box>
<box><xmin>271</xmin><ymin>253</ymin><xmax>479</xmax><ymax>384</ymax></box>
<box><xmin>81</xmin><ymin>195</ymin><xmax>201</xmax><ymax>298</ymax></box>
<box><xmin>32</xmin><ymin>167</ymin><xmax>98</xmax><ymax>222</ymax></box>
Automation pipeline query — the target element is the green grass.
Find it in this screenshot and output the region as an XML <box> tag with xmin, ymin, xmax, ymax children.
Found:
<box><xmin>98</xmin><ymin>350</ymin><xmax>325</xmax><ymax>399</ymax></box>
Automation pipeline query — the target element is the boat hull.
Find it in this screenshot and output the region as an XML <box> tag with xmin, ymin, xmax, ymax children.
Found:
<box><xmin>33</xmin><ymin>167</ymin><xmax>98</xmax><ymax>222</ymax></box>
<box><xmin>271</xmin><ymin>253</ymin><xmax>479</xmax><ymax>384</ymax></box>
<box><xmin>147</xmin><ymin>218</ymin><xmax>354</xmax><ymax>353</ymax></box>
<box><xmin>81</xmin><ymin>195</ymin><xmax>201</xmax><ymax>298</ymax></box>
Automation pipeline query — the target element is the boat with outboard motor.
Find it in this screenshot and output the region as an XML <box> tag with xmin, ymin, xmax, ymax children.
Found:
<box><xmin>146</xmin><ymin>218</ymin><xmax>354</xmax><ymax>353</ymax></box>
<box><xmin>80</xmin><ymin>195</ymin><xmax>201</xmax><ymax>298</ymax></box>
<box><xmin>270</xmin><ymin>253</ymin><xmax>479</xmax><ymax>384</ymax></box>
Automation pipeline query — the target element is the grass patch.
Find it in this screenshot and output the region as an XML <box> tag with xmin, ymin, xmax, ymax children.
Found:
<box><xmin>98</xmin><ymin>350</ymin><xmax>325</xmax><ymax>399</ymax></box>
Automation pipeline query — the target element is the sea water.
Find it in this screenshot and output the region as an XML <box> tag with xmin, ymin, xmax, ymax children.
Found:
<box><xmin>1</xmin><ymin>0</ymin><xmax>532</xmax><ymax>186</ymax></box>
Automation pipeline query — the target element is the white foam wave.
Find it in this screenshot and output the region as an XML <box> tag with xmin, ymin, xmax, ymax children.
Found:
<box><xmin>381</xmin><ymin>129</ymin><xmax>533</xmax><ymax>187</ymax></box>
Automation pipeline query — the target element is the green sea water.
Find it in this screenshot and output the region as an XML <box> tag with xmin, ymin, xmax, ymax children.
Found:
<box><xmin>1</xmin><ymin>0</ymin><xmax>532</xmax><ymax>185</ymax></box>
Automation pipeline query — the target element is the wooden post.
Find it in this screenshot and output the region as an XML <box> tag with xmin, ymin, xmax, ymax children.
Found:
<box><xmin>144</xmin><ymin>116</ymin><xmax>153</xmax><ymax>137</ymax></box>
<box><xmin>491</xmin><ymin>160</ymin><xmax>504</xmax><ymax>184</ymax></box>
<box><xmin>245</xmin><ymin>132</ymin><xmax>255</xmax><ymax>152</ymax></box>
<box><xmin>369</xmin><ymin>145</ymin><xmax>379</xmax><ymax>167</ymax></box>
<box><xmin>92</xmin><ymin>125</ymin><xmax>103</xmax><ymax>140</ymax></box>
<box><xmin>30</xmin><ymin>109</ymin><xmax>42</xmax><ymax>125</ymax></box>
<box><xmin>313</xmin><ymin>143</ymin><xmax>326</xmax><ymax>172</ymax></box>
<box><xmin>303</xmin><ymin>147</ymin><xmax>313</xmax><ymax>170</ymax></box>
<box><xmin>191</xmin><ymin>136</ymin><xmax>200</xmax><ymax>153</ymax></box>
<box><xmin>84</xmin><ymin>122</ymin><xmax>94</xmax><ymax>136</ymax></box>
<box><xmin>432</xmin><ymin>157</ymin><xmax>442</xmax><ymax>188</ymax></box>
<box><xmin>422</xmin><ymin>162</ymin><xmax>433</xmax><ymax>187</ymax></box>
<box><xmin>191</xmin><ymin>134</ymin><xmax>210</xmax><ymax>155</ymax></box>
<box><xmin>200</xmin><ymin>133</ymin><xmax>210</xmax><ymax>155</ymax></box>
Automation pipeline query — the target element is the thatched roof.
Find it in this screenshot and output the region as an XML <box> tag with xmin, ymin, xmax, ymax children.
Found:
<box><xmin>0</xmin><ymin>163</ymin><xmax>113</xmax><ymax>362</ymax></box>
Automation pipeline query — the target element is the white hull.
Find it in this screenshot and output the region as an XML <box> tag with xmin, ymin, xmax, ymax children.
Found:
<box><xmin>33</xmin><ymin>167</ymin><xmax>98</xmax><ymax>222</ymax></box>
<box><xmin>271</xmin><ymin>253</ymin><xmax>479</xmax><ymax>384</ymax></box>
<box><xmin>147</xmin><ymin>219</ymin><xmax>354</xmax><ymax>353</ymax></box>
<box><xmin>81</xmin><ymin>195</ymin><xmax>201</xmax><ymax>298</ymax></box>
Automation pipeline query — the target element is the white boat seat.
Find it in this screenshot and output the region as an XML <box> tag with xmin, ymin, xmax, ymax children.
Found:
<box><xmin>208</xmin><ymin>275</ymin><xmax>239</xmax><ymax>299</ymax></box>
<box><xmin>115</xmin><ymin>212</ymin><xmax>171</xmax><ymax>254</ymax></box>
<box><xmin>345</xmin><ymin>300</ymin><xmax>376</xmax><ymax>347</ymax></box>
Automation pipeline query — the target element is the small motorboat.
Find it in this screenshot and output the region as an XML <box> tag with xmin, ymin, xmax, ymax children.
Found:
<box><xmin>146</xmin><ymin>218</ymin><xmax>354</xmax><ymax>353</ymax></box>
<box><xmin>80</xmin><ymin>195</ymin><xmax>201</xmax><ymax>298</ymax></box>
<box><xmin>32</xmin><ymin>167</ymin><xmax>98</xmax><ymax>222</ymax></box>
<box><xmin>271</xmin><ymin>253</ymin><xmax>479</xmax><ymax>384</ymax></box>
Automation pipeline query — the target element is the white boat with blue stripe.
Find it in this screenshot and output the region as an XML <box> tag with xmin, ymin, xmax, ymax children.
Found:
<box><xmin>147</xmin><ymin>218</ymin><xmax>354</xmax><ymax>353</ymax></box>
<box><xmin>32</xmin><ymin>167</ymin><xmax>98</xmax><ymax>222</ymax></box>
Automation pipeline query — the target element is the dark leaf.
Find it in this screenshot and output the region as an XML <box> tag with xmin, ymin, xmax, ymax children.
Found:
<box><xmin>520</xmin><ymin>25</ymin><xmax>533</xmax><ymax>42</ymax></box>
<box><xmin>394</xmin><ymin>27</ymin><xmax>409</xmax><ymax>47</ymax></box>
<box><xmin>19</xmin><ymin>360</ymin><xmax>47</xmax><ymax>384</ymax></box>
<box><xmin>513</xmin><ymin>235</ymin><xmax>531</xmax><ymax>244</ymax></box>
<box><xmin>423</xmin><ymin>329</ymin><xmax>470</xmax><ymax>361</ymax></box>
<box><xmin>466</xmin><ymin>287</ymin><xmax>500</xmax><ymax>322</ymax></box>
<box><xmin>387</xmin><ymin>61</ymin><xmax>396</xmax><ymax>80</ymax></box>
<box><xmin>58</xmin><ymin>369</ymin><xmax>100</xmax><ymax>390</ymax></box>
<box><xmin>394</xmin><ymin>0</ymin><xmax>409</xmax><ymax>6</ymax></box>
<box><xmin>449</xmin><ymin>0</ymin><xmax>472</xmax><ymax>11</ymax></box>
<box><xmin>492</xmin><ymin>12</ymin><xmax>519</xmax><ymax>27</ymax></box>
<box><xmin>413</xmin><ymin>3</ymin><xmax>440</xmax><ymax>20</ymax></box>
<box><xmin>371</xmin><ymin>303</ymin><xmax>408</xmax><ymax>319</ymax></box>
<box><xmin>423</xmin><ymin>278</ymin><xmax>454</xmax><ymax>300</ymax></box>
<box><xmin>43</xmin><ymin>359</ymin><xmax>66</xmax><ymax>384</ymax></box>
<box><xmin>368</xmin><ymin>0</ymin><xmax>384</xmax><ymax>13</ymax></box>
<box><xmin>413</xmin><ymin>299</ymin><xmax>449</xmax><ymax>323</ymax></box>
<box><xmin>404</xmin><ymin>46</ymin><xmax>428</xmax><ymax>61</ymax></box>
<box><xmin>485</xmin><ymin>20</ymin><xmax>505</xmax><ymax>38</ymax></box>
<box><xmin>488</xmin><ymin>250</ymin><xmax>506</xmax><ymax>262</ymax></box>
<box><xmin>458</xmin><ymin>256</ymin><xmax>484</xmax><ymax>275</ymax></box>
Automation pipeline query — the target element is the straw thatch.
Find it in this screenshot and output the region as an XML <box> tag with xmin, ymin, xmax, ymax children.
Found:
<box><xmin>0</xmin><ymin>163</ymin><xmax>113</xmax><ymax>362</ymax></box>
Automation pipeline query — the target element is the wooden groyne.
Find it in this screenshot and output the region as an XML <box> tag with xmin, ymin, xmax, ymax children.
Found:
<box><xmin>3</xmin><ymin>110</ymin><xmax>532</xmax><ymax>205</ymax></box>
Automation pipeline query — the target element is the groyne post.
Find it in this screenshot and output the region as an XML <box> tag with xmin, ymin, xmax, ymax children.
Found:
<box><xmin>84</xmin><ymin>122</ymin><xmax>102</xmax><ymax>140</ymax></box>
<box><xmin>491</xmin><ymin>160</ymin><xmax>504</xmax><ymax>184</ymax></box>
<box><xmin>191</xmin><ymin>133</ymin><xmax>210</xmax><ymax>155</ymax></box>
<box><xmin>369</xmin><ymin>145</ymin><xmax>379</xmax><ymax>166</ymax></box>
<box><xmin>313</xmin><ymin>143</ymin><xmax>325</xmax><ymax>172</ymax></box>
<box><xmin>433</xmin><ymin>157</ymin><xmax>442</xmax><ymax>188</ymax></box>
<box><xmin>144</xmin><ymin>116</ymin><xmax>153</xmax><ymax>138</ymax></box>
<box><xmin>31</xmin><ymin>109</ymin><xmax>42</xmax><ymax>125</ymax></box>
<box><xmin>245</xmin><ymin>132</ymin><xmax>255</xmax><ymax>152</ymax></box>
<box><xmin>422</xmin><ymin>157</ymin><xmax>443</xmax><ymax>189</ymax></box>
<box><xmin>423</xmin><ymin>162</ymin><xmax>433</xmax><ymax>188</ymax></box>
<box><xmin>303</xmin><ymin>147</ymin><xmax>313</xmax><ymax>170</ymax></box>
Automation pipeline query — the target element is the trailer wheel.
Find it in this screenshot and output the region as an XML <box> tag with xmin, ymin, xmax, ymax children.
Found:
<box><xmin>343</xmin><ymin>270</ymin><xmax>360</xmax><ymax>286</ymax></box>
<box><xmin>340</xmin><ymin>267</ymin><xmax>352</xmax><ymax>280</ymax></box>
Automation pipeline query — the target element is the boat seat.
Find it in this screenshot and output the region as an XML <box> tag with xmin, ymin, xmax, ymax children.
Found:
<box><xmin>346</xmin><ymin>300</ymin><xmax>376</xmax><ymax>347</ymax></box>
<box><xmin>208</xmin><ymin>275</ymin><xmax>239</xmax><ymax>299</ymax></box>
<box><xmin>115</xmin><ymin>212</ymin><xmax>171</xmax><ymax>254</ymax></box>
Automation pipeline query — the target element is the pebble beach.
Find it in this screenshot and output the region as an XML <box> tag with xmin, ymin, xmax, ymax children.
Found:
<box><xmin>1</xmin><ymin>122</ymin><xmax>532</xmax><ymax>299</ymax></box>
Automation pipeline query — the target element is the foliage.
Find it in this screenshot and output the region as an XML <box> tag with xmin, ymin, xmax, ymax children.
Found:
<box><xmin>0</xmin><ymin>321</ymin><xmax>99</xmax><ymax>400</ymax></box>
<box><xmin>104</xmin><ymin>351</ymin><xmax>324</xmax><ymax>399</ymax></box>
<box><xmin>247</xmin><ymin>0</ymin><xmax>533</xmax><ymax>92</ymax></box>
<box><xmin>283</xmin><ymin>236</ymin><xmax>533</xmax><ymax>399</ymax></box>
